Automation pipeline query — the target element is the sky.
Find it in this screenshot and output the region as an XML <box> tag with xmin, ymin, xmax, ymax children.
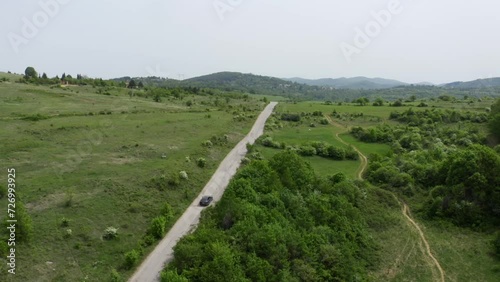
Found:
<box><xmin>1</xmin><ymin>0</ymin><xmax>499</xmax><ymax>84</ymax></box>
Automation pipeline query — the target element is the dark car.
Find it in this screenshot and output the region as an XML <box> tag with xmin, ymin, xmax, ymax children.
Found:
<box><xmin>199</xmin><ymin>196</ymin><xmax>213</xmax><ymax>206</ymax></box>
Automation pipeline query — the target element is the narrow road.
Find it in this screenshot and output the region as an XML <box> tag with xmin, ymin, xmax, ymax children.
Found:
<box><xmin>326</xmin><ymin>114</ymin><xmax>445</xmax><ymax>282</ymax></box>
<box><xmin>128</xmin><ymin>102</ymin><xmax>278</xmax><ymax>282</ymax></box>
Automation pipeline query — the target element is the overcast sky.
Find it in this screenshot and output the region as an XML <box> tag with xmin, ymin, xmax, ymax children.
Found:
<box><xmin>1</xmin><ymin>0</ymin><xmax>499</xmax><ymax>84</ymax></box>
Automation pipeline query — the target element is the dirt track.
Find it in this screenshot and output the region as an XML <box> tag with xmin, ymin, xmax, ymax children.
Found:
<box><xmin>128</xmin><ymin>102</ymin><xmax>278</xmax><ymax>282</ymax></box>
<box><xmin>326</xmin><ymin>115</ymin><xmax>445</xmax><ymax>282</ymax></box>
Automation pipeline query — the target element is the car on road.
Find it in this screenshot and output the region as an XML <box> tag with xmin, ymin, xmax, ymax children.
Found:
<box><xmin>199</xmin><ymin>196</ymin><xmax>213</xmax><ymax>206</ymax></box>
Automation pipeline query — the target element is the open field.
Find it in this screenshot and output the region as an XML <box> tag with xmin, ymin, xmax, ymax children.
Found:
<box><xmin>0</xmin><ymin>77</ymin><xmax>267</xmax><ymax>281</ymax></box>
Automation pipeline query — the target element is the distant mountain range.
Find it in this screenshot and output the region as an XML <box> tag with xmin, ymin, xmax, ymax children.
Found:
<box><xmin>441</xmin><ymin>78</ymin><xmax>500</xmax><ymax>89</ymax></box>
<box><xmin>113</xmin><ymin>71</ymin><xmax>500</xmax><ymax>92</ymax></box>
<box><xmin>285</xmin><ymin>76</ymin><xmax>500</xmax><ymax>90</ymax></box>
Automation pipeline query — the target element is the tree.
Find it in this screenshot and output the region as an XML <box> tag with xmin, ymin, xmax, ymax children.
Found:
<box><xmin>61</xmin><ymin>73</ymin><xmax>66</xmax><ymax>81</ymax></box>
<box><xmin>41</xmin><ymin>73</ymin><xmax>48</xmax><ymax>79</ymax></box>
<box><xmin>373</xmin><ymin>97</ymin><xmax>384</xmax><ymax>106</ymax></box>
<box><xmin>128</xmin><ymin>79</ymin><xmax>137</xmax><ymax>88</ymax></box>
<box><xmin>149</xmin><ymin>216</ymin><xmax>167</xmax><ymax>239</ymax></box>
<box><xmin>392</xmin><ymin>99</ymin><xmax>404</xmax><ymax>107</ymax></box>
<box><xmin>355</xmin><ymin>97</ymin><xmax>369</xmax><ymax>106</ymax></box>
<box><xmin>24</xmin><ymin>66</ymin><xmax>37</xmax><ymax>79</ymax></box>
<box><xmin>138</xmin><ymin>81</ymin><xmax>144</xmax><ymax>88</ymax></box>
<box><xmin>489</xmin><ymin>99</ymin><xmax>500</xmax><ymax>140</ymax></box>
<box><xmin>161</xmin><ymin>269</ymin><xmax>188</xmax><ymax>282</ymax></box>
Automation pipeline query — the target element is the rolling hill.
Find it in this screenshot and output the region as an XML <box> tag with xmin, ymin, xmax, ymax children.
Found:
<box><xmin>442</xmin><ymin>77</ymin><xmax>500</xmax><ymax>89</ymax></box>
<box><xmin>285</xmin><ymin>76</ymin><xmax>408</xmax><ymax>89</ymax></box>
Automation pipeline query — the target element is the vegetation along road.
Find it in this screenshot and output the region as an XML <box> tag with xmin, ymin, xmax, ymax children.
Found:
<box><xmin>326</xmin><ymin>114</ymin><xmax>445</xmax><ymax>282</ymax></box>
<box><xmin>129</xmin><ymin>102</ymin><xmax>278</xmax><ymax>282</ymax></box>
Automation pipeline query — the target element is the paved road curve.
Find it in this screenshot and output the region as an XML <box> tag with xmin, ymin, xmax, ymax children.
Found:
<box><xmin>129</xmin><ymin>102</ymin><xmax>278</xmax><ymax>282</ymax></box>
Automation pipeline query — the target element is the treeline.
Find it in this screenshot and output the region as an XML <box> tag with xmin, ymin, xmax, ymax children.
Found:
<box><xmin>18</xmin><ymin>66</ymin><xmax>127</xmax><ymax>87</ymax></box>
<box><xmin>163</xmin><ymin>151</ymin><xmax>377</xmax><ymax>281</ymax></box>
<box><xmin>351</xmin><ymin>123</ymin><xmax>485</xmax><ymax>151</ymax></box>
<box><xmin>258</xmin><ymin>136</ymin><xmax>358</xmax><ymax>161</ymax></box>
<box><xmin>389</xmin><ymin>108</ymin><xmax>489</xmax><ymax>125</ymax></box>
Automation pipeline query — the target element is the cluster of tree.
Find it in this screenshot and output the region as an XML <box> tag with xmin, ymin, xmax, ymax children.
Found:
<box><xmin>164</xmin><ymin>151</ymin><xmax>377</xmax><ymax>281</ymax></box>
<box><xmin>357</xmin><ymin>101</ymin><xmax>500</xmax><ymax>229</ymax></box>
<box><xmin>19</xmin><ymin>66</ymin><xmax>119</xmax><ymax>87</ymax></box>
<box><xmin>389</xmin><ymin>108</ymin><xmax>489</xmax><ymax>125</ymax></box>
<box><xmin>258</xmin><ymin>136</ymin><xmax>359</xmax><ymax>161</ymax></box>
<box><xmin>280</xmin><ymin>113</ymin><xmax>301</xmax><ymax>122</ymax></box>
<box><xmin>351</xmin><ymin>122</ymin><xmax>485</xmax><ymax>152</ymax></box>
<box><xmin>367</xmin><ymin>144</ymin><xmax>500</xmax><ymax>228</ymax></box>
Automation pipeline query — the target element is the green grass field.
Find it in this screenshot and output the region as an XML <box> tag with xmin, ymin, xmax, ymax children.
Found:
<box><xmin>1</xmin><ymin>73</ymin><xmax>498</xmax><ymax>281</ymax></box>
<box><xmin>0</xmin><ymin>76</ymin><xmax>266</xmax><ymax>281</ymax></box>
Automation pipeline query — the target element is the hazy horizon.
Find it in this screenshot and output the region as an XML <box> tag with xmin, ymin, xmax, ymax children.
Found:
<box><xmin>2</xmin><ymin>0</ymin><xmax>499</xmax><ymax>84</ymax></box>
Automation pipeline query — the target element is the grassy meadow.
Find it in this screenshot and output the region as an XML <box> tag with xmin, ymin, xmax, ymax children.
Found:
<box><xmin>0</xmin><ymin>73</ymin><xmax>268</xmax><ymax>281</ymax></box>
<box><xmin>1</xmin><ymin>71</ymin><xmax>498</xmax><ymax>281</ymax></box>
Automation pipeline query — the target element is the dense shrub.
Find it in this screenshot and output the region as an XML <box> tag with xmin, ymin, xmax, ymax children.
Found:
<box><xmin>281</xmin><ymin>113</ymin><xmax>301</xmax><ymax>122</ymax></box>
<box><xmin>202</xmin><ymin>140</ymin><xmax>213</xmax><ymax>147</ymax></box>
<box><xmin>150</xmin><ymin>216</ymin><xmax>167</xmax><ymax>239</ymax></box>
<box><xmin>197</xmin><ymin>157</ymin><xmax>207</xmax><ymax>168</ymax></box>
<box><xmin>179</xmin><ymin>171</ymin><xmax>188</xmax><ymax>180</ymax></box>
<box><xmin>493</xmin><ymin>232</ymin><xmax>500</xmax><ymax>257</ymax></box>
<box><xmin>124</xmin><ymin>250</ymin><xmax>140</xmax><ymax>269</ymax></box>
<box><xmin>167</xmin><ymin>152</ymin><xmax>376</xmax><ymax>281</ymax></box>
<box><xmin>103</xmin><ymin>226</ymin><xmax>118</xmax><ymax>240</ymax></box>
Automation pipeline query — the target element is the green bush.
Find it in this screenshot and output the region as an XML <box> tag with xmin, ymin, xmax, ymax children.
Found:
<box><xmin>202</xmin><ymin>140</ymin><xmax>213</xmax><ymax>148</ymax></box>
<box><xmin>161</xmin><ymin>203</ymin><xmax>174</xmax><ymax>221</ymax></box>
<box><xmin>103</xmin><ymin>226</ymin><xmax>118</xmax><ymax>240</ymax></box>
<box><xmin>124</xmin><ymin>250</ymin><xmax>140</xmax><ymax>269</ymax></box>
<box><xmin>16</xmin><ymin>202</ymin><xmax>33</xmax><ymax>242</ymax></box>
<box><xmin>329</xmin><ymin>172</ymin><xmax>347</xmax><ymax>184</ymax></box>
<box><xmin>493</xmin><ymin>232</ymin><xmax>500</xmax><ymax>257</ymax></box>
<box><xmin>327</xmin><ymin>146</ymin><xmax>345</xmax><ymax>160</ymax></box>
<box><xmin>168</xmin><ymin>172</ymin><xmax>181</xmax><ymax>187</ymax></box>
<box><xmin>197</xmin><ymin>158</ymin><xmax>207</xmax><ymax>168</ymax></box>
<box><xmin>298</xmin><ymin>146</ymin><xmax>316</xmax><ymax>156</ymax></box>
<box><xmin>0</xmin><ymin>185</ymin><xmax>6</xmax><ymax>199</ymax></box>
<box><xmin>161</xmin><ymin>269</ymin><xmax>188</xmax><ymax>282</ymax></box>
<box><xmin>179</xmin><ymin>171</ymin><xmax>188</xmax><ymax>180</ymax></box>
<box><xmin>61</xmin><ymin>217</ymin><xmax>70</xmax><ymax>227</ymax></box>
<box><xmin>110</xmin><ymin>268</ymin><xmax>123</xmax><ymax>282</ymax></box>
<box><xmin>141</xmin><ymin>234</ymin><xmax>156</xmax><ymax>247</ymax></box>
<box><xmin>21</xmin><ymin>113</ymin><xmax>49</xmax><ymax>121</ymax></box>
<box><xmin>149</xmin><ymin>216</ymin><xmax>167</xmax><ymax>239</ymax></box>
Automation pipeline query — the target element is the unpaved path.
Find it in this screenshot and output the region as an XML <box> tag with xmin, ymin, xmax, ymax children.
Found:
<box><xmin>326</xmin><ymin>114</ymin><xmax>445</xmax><ymax>282</ymax></box>
<box><xmin>129</xmin><ymin>102</ymin><xmax>278</xmax><ymax>282</ymax></box>
<box><xmin>325</xmin><ymin>116</ymin><xmax>368</xmax><ymax>180</ymax></box>
<box><xmin>401</xmin><ymin>202</ymin><xmax>445</xmax><ymax>282</ymax></box>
